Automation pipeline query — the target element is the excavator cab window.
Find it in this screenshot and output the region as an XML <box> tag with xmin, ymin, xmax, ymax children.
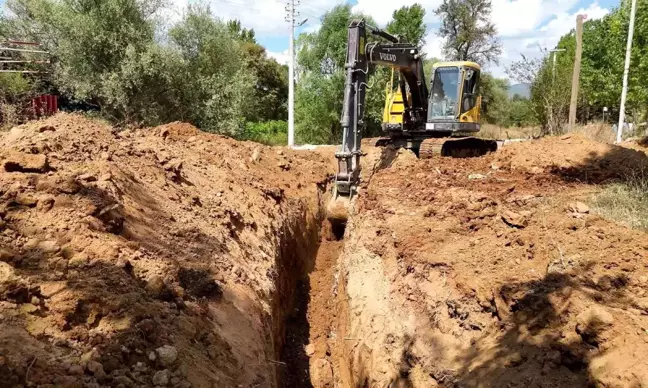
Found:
<box><xmin>461</xmin><ymin>68</ymin><xmax>480</xmax><ymax>114</ymax></box>
<box><xmin>429</xmin><ymin>66</ymin><xmax>460</xmax><ymax>119</ymax></box>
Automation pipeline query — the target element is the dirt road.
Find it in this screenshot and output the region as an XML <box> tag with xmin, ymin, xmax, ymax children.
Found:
<box><xmin>1</xmin><ymin>115</ymin><xmax>647</xmax><ymax>388</ymax></box>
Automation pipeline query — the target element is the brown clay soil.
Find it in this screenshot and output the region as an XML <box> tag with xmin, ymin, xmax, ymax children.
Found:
<box><xmin>333</xmin><ymin>135</ymin><xmax>648</xmax><ymax>387</ymax></box>
<box><xmin>2</xmin><ymin>115</ymin><xmax>648</xmax><ymax>388</ymax></box>
<box><xmin>0</xmin><ymin>113</ymin><xmax>336</xmax><ymax>388</ymax></box>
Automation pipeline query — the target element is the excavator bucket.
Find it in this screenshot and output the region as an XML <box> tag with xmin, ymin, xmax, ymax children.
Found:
<box><xmin>326</xmin><ymin>189</ymin><xmax>352</xmax><ymax>224</ymax></box>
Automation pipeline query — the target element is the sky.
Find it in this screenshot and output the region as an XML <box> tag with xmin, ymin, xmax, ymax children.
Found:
<box><xmin>177</xmin><ymin>0</ymin><xmax>620</xmax><ymax>79</ymax></box>
<box><xmin>0</xmin><ymin>0</ymin><xmax>621</xmax><ymax>79</ymax></box>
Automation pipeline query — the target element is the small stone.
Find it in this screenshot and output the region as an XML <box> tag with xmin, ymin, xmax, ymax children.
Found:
<box><xmin>468</xmin><ymin>173</ymin><xmax>487</xmax><ymax>180</ymax></box>
<box><xmin>68</xmin><ymin>253</ymin><xmax>89</xmax><ymax>268</ymax></box>
<box><xmin>15</xmin><ymin>193</ymin><xmax>38</xmax><ymax>207</ymax></box>
<box><xmin>148</xmin><ymin>351</ymin><xmax>157</xmax><ymax>361</ymax></box>
<box><xmin>38</xmin><ymin>240</ymin><xmax>60</xmax><ymax>253</ymax></box>
<box><xmin>3</xmin><ymin>151</ymin><xmax>48</xmax><ymax>173</ymax></box>
<box><xmin>19</xmin><ymin>303</ymin><xmax>38</xmax><ymax>314</ymax></box>
<box><xmin>568</xmin><ymin>202</ymin><xmax>590</xmax><ymax>214</ymax></box>
<box><xmin>152</xmin><ymin>369</ymin><xmax>170</xmax><ymax>386</ymax></box>
<box><xmin>86</xmin><ymin>360</ymin><xmax>105</xmax><ymax>378</ymax></box>
<box><xmin>77</xmin><ymin>173</ymin><xmax>97</xmax><ymax>182</ymax></box>
<box><xmin>156</xmin><ymin>345</ymin><xmax>178</xmax><ymax>367</ymax></box>
<box><xmin>304</xmin><ymin>344</ymin><xmax>315</xmax><ymax>357</ymax></box>
<box><xmin>146</xmin><ymin>275</ymin><xmax>171</xmax><ymax>300</ymax></box>
<box><xmin>502</xmin><ymin>210</ymin><xmax>529</xmax><ymax>229</ymax></box>
<box><xmin>30</xmin><ymin>296</ymin><xmax>40</xmax><ymax>305</ymax></box>
<box><xmin>36</xmin><ymin>194</ymin><xmax>55</xmax><ymax>212</ymax></box>
<box><xmin>68</xmin><ymin>364</ymin><xmax>84</xmax><ymax>375</ymax></box>
<box><xmin>250</xmin><ymin>147</ymin><xmax>261</xmax><ymax>163</ymax></box>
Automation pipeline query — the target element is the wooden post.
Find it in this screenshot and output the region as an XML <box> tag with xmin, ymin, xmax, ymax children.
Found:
<box><xmin>568</xmin><ymin>14</ymin><xmax>585</xmax><ymax>132</ymax></box>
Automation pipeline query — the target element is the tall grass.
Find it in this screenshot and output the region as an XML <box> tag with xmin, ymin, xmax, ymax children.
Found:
<box><xmin>592</xmin><ymin>170</ymin><xmax>648</xmax><ymax>231</ymax></box>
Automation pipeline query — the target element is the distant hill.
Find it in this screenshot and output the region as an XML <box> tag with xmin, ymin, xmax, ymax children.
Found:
<box><xmin>508</xmin><ymin>83</ymin><xmax>531</xmax><ymax>99</ymax></box>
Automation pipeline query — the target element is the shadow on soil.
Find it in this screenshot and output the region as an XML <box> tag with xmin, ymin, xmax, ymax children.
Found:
<box><xmin>394</xmin><ymin>264</ymin><xmax>634</xmax><ymax>387</ymax></box>
<box><xmin>550</xmin><ymin>143</ymin><xmax>648</xmax><ymax>184</ymax></box>
<box><xmin>1</xmin><ymin>163</ymin><xmax>324</xmax><ymax>387</ymax></box>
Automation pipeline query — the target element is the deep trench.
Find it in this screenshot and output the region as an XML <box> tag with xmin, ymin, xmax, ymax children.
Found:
<box><xmin>275</xmin><ymin>207</ymin><xmax>347</xmax><ymax>388</ymax></box>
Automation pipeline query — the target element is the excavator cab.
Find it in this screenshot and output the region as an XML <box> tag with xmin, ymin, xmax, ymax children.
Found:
<box><xmin>427</xmin><ymin>61</ymin><xmax>481</xmax><ymax>134</ymax></box>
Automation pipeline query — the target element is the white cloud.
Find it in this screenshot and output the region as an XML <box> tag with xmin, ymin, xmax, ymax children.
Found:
<box><xmin>268</xmin><ymin>49</ymin><xmax>290</xmax><ymax>65</ymax></box>
<box><xmin>352</xmin><ymin>0</ymin><xmax>442</xmax><ymax>26</ymax></box>
<box><xmin>423</xmin><ymin>34</ymin><xmax>444</xmax><ymax>59</ymax></box>
<box><xmin>491</xmin><ymin>0</ymin><xmax>579</xmax><ymax>37</ymax></box>
<box><xmin>164</xmin><ymin>0</ymin><xmax>341</xmax><ymax>36</ymax></box>
<box><xmin>161</xmin><ymin>0</ymin><xmax>611</xmax><ymax>80</ymax></box>
<box><xmin>493</xmin><ymin>2</ymin><xmax>610</xmax><ymax>79</ymax></box>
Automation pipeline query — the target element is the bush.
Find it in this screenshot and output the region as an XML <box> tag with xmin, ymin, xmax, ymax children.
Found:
<box><xmin>243</xmin><ymin>120</ymin><xmax>288</xmax><ymax>145</ymax></box>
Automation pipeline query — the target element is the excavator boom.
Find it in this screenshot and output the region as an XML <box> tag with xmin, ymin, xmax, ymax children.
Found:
<box><xmin>334</xmin><ymin>20</ymin><xmax>428</xmax><ymax>196</ymax></box>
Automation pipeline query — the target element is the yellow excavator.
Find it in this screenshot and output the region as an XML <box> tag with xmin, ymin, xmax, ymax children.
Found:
<box><xmin>327</xmin><ymin>20</ymin><xmax>497</xmax><ymax>222</ymax></box>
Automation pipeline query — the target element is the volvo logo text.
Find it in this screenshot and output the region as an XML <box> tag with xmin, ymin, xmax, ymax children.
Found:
<box><xmin>379</xmin><ymin>53</ymin><xmax>397</xmax><ymax>62</ymax></box>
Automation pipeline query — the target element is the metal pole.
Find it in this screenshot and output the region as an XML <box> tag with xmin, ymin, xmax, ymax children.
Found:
<box><xmin>287</xmin><ymin>0</ymin><xmax>295</xmax><ymax>147</ymax></box>
<box><xmin>568</xmin><ymin>15</ymin><xmax>585</xmax><ymax>132</ymax></box>
<box><xmin>0</xmin><ymin>47</ymin><xmax>50</xmax><ymax>54</ymax></box>
<box><xmin>617</xmin><ymin>0</ymin><xmax>638</xmax><ymax>144</ymax></box>
<box><xmin>550</xmin><ymin>48</ymin><xmax>566</xmax><ymax>84</ymax></box>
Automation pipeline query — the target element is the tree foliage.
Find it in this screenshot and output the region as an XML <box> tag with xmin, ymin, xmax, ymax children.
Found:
<box><xmin>509</xmin><ymin>0</ymin><xmax>648</xmax><ymax>133</ymax></box>
<box><xmin>0</xmin><ymin>0</ymin><xmax>287</xmax><ymax>135</ymax></box>
<box><xmin>386</xmin><ymin>4</ymin><xmax>427</xmax><ymax>46</ymax></box>
<box><xmin>435</xmin><ymin>0</ymin><xmax>502</xmax><ymax>64</ymax></box>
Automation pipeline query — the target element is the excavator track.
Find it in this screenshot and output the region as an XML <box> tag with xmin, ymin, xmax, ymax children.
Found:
<box><xmin>418</xmin><ymin>137</ymin><xmax>498</xmax><ymax>159</ymax></box>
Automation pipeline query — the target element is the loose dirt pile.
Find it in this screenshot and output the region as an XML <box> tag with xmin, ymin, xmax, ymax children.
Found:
<box><xmin>330</xmin><ymin>137</ymin><xmax>648</xmax><ymax>387</ymax></box>
<box><xmin>2</xmin><ymin>116</ymin><xmax>648</xmax><ymax>388</ymax></box>
<box><xmin>0</xmin><ymin>114</ymin><xmax>335</xmax><ymax>387</ymax></box>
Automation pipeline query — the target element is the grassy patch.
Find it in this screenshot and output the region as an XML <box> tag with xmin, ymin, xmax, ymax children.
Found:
<box><xmin>592</xmin><ymin>171</ymin><xmax>648</xmax><ymax>230</ymax></box>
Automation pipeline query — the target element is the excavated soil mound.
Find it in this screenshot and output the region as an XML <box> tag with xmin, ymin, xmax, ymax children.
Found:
<box><xmin>3</xmin><ymin>118</ymin><xmax>648</xmax><ymax>388</ymax></box>
<box><xmin>495</xmin><ymin>134</ymin><xmax>648</xmax><ymax>183</ymax></box>
<box><xmin>0</xmin><ymin>114</ymin><xmax>336</xmax><ymax>388</ymax></box>
<box><xmin>331</xmin><ymin>137</ymin><xmax>648</xmax><ymax>387</ymax></box>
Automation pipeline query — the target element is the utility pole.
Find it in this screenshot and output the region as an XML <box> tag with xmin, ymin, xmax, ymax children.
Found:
<box><xmin>285</xmin><ymin>0</ymin><xmax>305</xmax><ymax>147</ymax></box>
<box><xmin>285</xmin><ymin>0</ymin><xmax>296</xmax><ymax>146</ymax></box>
<box><xmin>617</xmin><ymin>0</ymin><xmax>638</xmax><ymax>144</ymax></box>
<box><xmin>568</xmin><ymin>14</ymin><xmax>585</xmax><ymax>132</ymax></box>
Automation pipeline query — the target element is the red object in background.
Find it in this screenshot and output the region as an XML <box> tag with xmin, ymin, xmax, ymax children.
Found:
<box><xmin>31</xmin><ymin>94</ymin><xmax>58</xmax><ymax>118</ymax></box>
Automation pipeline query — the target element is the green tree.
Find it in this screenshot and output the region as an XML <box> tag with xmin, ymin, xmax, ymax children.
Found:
<box><xmin>386</xmin><ymin>4</ymin><xmax>427</xmax><ymax>46</ymax></box>
<box><xmin>227</xmin><ymin>19</ymin><xmax>256</xmax><ymax>43</ymax></box>
<box><xmin>479</xmin><ymin>72</ymin><xmax>509</xmax><ymax>125</ymax></box>
<box><xmin>295</xmin><ymin>5</ymin><xmax>384</xmax><ymax>144</ymax></box>
<box><xmin>169</xmin><ymin>5</ymin><xmax>255</xmax><ymax>134</ymax></box>
<box><xmin>435</xmin><ymin>0</ymin><xmax>502</xmax><ymax>64</ymax></box>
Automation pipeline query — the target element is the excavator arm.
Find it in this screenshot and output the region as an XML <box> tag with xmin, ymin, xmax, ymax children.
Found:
<box><xmin>334</xmin><ymin>20</ymin><xmax>428</xmax><ymax>196</ymax></box>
